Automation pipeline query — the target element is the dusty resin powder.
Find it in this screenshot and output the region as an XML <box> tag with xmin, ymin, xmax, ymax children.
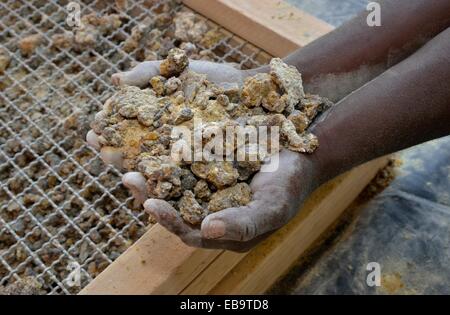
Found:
<box><xmin>91</xmin><ymin>48</ymin><xmax>332</xmax><ymax>225</ymax></box>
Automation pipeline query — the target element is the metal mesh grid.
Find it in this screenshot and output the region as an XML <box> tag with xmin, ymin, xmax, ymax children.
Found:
<box><xmin>0</xmin><ymin>0</ymin><xmax>271</xmax><ymax>294</ymax></box>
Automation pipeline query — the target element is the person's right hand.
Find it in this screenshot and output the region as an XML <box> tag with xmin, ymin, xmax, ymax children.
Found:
<box><xmin>144</xmin><ymin>149</ymin><xmax>322</xmax><ymax>252</ymax></box>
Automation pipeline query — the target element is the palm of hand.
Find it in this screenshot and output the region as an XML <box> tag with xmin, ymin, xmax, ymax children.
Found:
<box><xmin>145</xmin><ymin>150</ymin><xmax>314</xmax><ymax>252</ymax></box>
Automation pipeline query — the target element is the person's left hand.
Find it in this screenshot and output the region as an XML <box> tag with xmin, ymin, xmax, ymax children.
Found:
<box><xmin>144</xmin><ymin>150</ymin><xmax>320</xmax><ymax>252</ymax></box>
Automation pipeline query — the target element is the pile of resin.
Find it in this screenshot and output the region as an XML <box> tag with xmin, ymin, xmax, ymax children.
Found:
<box><xmin>91</xmin><ymin>48</ymin><xmax>332</xmax><ymax>225</ymax></box>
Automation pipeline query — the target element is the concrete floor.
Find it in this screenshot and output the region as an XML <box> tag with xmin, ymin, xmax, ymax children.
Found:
<box><xmin>274</xmin><ymin>0</ymin><xmax>450</xmax><ymax>295</ymax></box>
<box><xmin>286</xmin><ymin>0</ymin><xmax>369</xmax><ymax>26</ymax></box>
<box><xmin>272</xmin><ymin>138</ymin><xmax>450</xmax><ymax>294</ymax></box>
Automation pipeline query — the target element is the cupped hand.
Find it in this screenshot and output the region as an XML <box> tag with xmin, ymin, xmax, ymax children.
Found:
<box><xmin>144</xmin><ymin>150</ymin><xmax>320</xmax><ymax>252</ymax></box>
<box><xmin>86</xmin><ymin>60</ymin><xmax>322</xmax><ymax>252</ymax></box>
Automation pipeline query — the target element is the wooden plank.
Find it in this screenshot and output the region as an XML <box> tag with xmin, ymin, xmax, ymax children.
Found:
<box><xmin>79</xmin><ymin>224</ymin><xmax>219</xmax><ymax>295</ymax></box>
<box><xmin>82</xmin><ymin>158</ymin><xmax>387</xmax><ymax>295</ymax></box>
<box><xmin>181</xmin><ymin>251</ymin><xmax>245</xmax><ymax>295</ymax></box>
<box><xmin>182</xmin><ymin>0</ymin><xmax>333</xmax><ymax>57</ymax></box>
<box><xmin>208</xmin><ymin>157</ymin><xmax>388</xmax><ymax>294</ymax></box>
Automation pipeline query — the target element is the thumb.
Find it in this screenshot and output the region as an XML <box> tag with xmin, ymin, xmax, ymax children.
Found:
<box><xmin>189</xmin><ymin>60</ymin><xmax>245</xmax><ymax>86</ymax></box>
<box><xmin>111</xmin><ymin>61</ymin><xmax>161</xmax><ymax>87</ymax></box>
<box><xmin>201</xmin><ymin>172</ymin><xmax>301</xmax><ymax>242</ymax></box>
<box><xmin>201</xmin><ymin>197</ymin><xmax>287</xmax><ymax>242</ymax></box>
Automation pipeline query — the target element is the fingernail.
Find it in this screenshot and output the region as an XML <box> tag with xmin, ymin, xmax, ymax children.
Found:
<box><xmin>148</xmin><ymin>209</ymin><xmax>160</xmax><ymax>221</ymax></box>
<box><xmin>144</xmin><ymin>202</ymin><xmax>159</xmax><ymax>220</ymax></box>
<box><xmin>203</xmin><ymin>220</ymin><xmax>226</xmax><ymax>239</ymax></box>
<box><xmin>86</xmin><ymin>130</ymin><xmax>100</xmax><ymax>150</ymax></box>
<box><xmin>111</xmin><ymin>73</ymin><xmax>121</xmax><ymax>86</ymax></box>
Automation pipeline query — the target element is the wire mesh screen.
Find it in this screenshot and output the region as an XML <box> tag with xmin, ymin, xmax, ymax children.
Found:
<box><xmin>0</xmin><ymin>0</ymin><xmax>271</xmax><ymax>294</ymax></box>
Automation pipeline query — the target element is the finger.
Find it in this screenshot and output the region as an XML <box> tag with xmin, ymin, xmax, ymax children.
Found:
<box><xmin>111</xmin><ymin>61</ymin><xmax>161</xmax><ymax>87</ymax></box>
<box><xmin>122</xmin><ymin>172</ymin><xmax>148</xmax><ymax>207</ymax></box>
<box><xmin>144</xmin><ymin>199</ymin><xmax>220</xmax><ymax>248</ymax></box>
<box><xmin>201</xmin><ymin>205</ymin><xmax>256</xmax><ymax>242</ymax></box>
<box><xmin>199</xmin><ymin>232</ymin><xmax>272</xmax><ymax>252</ymax></box>
<box><xmin>86</xmin><ymin>130</ymin><xmax>100</xmax><ymax>150</ymax></box>
<box><xmin>100</xmin><ymin>146</ymin><xmax>123</xmax><ymax>170</ymax></box>
<box><xmin>201</xmin><ymin>195</ymin><xmax>287</xmax><ymax>242</ymax></box>
<box><xmin>189</xmin><ymin>60</ymin><xmax>245</xmax><ymax>86</ymax></box>
<box><xmin>144</xmin><ymin>199</ymin><xmax>194</xmax><ymax>238</ymax></box>
<box><xmin>144</xmin><ymin>199</ymin><xmax>271</xmax><ymax>251</ymax></box>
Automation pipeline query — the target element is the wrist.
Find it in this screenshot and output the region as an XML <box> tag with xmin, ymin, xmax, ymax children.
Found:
<box><xmin>296</xmin><ymin>152</ymin><xmax>325</xmax><ymax>192</ymax></box>
<box><xmin>307</xmin><ymin>122</ymin><xmax>353</xmax><ymax>186</ymax></box>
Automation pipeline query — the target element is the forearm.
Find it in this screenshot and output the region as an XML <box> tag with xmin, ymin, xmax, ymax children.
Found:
<box><xmin>250</xmin><ymin>0</ymin><xmax>450</xmax><ymax>101</ymax></box>
<box><xmin>310</xmin><ymin>27</ymin><xmax>450</xmax><ymax>184</ymax></box>
<box><xmin>285</xmin><ymin>0</ymin><xmax>450</xmax><ymax>81</ymax></box>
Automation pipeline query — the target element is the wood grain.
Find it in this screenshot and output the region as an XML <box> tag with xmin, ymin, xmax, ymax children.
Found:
<box><xmin>183</xmin><ymin>0</ymin><xmax>333</xmax><ymax>57</ymax></box>
<box><xmin>80</xmin><ymin>224</ymin><xmax>218</xmax><ymax>294</ymax></box>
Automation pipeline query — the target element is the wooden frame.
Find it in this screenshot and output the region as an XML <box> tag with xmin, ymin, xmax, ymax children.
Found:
<box><xmin>80</xmin><ymin>0</ymin><xmax>387</xmax><ymax>295</ymax></box>
<box><xmin>183</xmin><ymin>0</ymin><xmax>333</xmax><ymax>57</ymax></box>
